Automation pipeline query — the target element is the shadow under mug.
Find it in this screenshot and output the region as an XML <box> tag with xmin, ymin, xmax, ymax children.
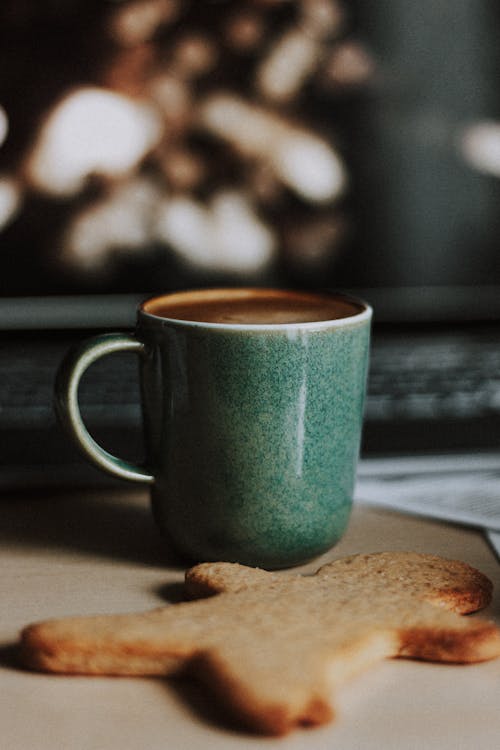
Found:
<box><xmin>54</xmin><ymin>288</ymin><xmax>372</xmax><ymax>569</ymax></box>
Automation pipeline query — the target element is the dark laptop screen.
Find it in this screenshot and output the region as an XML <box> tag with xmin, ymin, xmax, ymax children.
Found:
<box><xmin>1</xmin><ymin>0</ymin><xmax>500</xmax><ymax>325</ymax></box>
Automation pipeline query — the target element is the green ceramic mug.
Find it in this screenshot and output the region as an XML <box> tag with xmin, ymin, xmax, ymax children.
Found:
<box><xmin>55</xmin><ymin>288</ymin><xmax>372</xmax><ymax>568</ymax></box>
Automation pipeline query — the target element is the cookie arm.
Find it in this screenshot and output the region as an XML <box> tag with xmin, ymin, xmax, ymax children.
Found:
<box><xmin>20</xmin><ymin>601</ymin><xmax>219</xmax><ymax>676</ymax></box>
<box><xmin>394</xmin><ymin>602</ymin><xmax>500</xmax><ymax>663</ymax></box>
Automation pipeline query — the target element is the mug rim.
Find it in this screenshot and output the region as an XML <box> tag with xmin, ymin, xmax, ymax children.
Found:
<box><xmin>139</xmin><ymin>287</ymin><xmax>372</xmax><ymax>331</ymax></box>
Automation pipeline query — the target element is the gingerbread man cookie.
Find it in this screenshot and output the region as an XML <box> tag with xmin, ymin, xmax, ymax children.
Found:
<box><xmin>20</xmin><ymin>552</ymin><xmax>500</xmax><ymax>735</ymax></box>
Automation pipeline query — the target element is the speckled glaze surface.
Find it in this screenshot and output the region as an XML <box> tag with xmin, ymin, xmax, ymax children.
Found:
<box><xmin>55</xmin><ymin>289</ymin><xmax>371</xmax><ymax>569</ymax></box>
<box><xmin>139</xmin><ymin>294</ymin><xmax>371</xmax><ymax>569</ymax></box>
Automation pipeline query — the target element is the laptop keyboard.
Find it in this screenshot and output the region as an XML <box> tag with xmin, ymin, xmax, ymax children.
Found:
<box><xmin>363</xmin><ymin>327</ymin><xmax>500</xmax><ymax>454</ymax></box>
<box><xmin>1</xmin><ymin>327</ymin><xmax>500</xmax><ymax>456</ymax></box>
<box><xmin>367</xmin><ymin>332</ymin><xmax>500</xmax><ymax>421</ymax></box>
<box><xmin>0</xmin><ymin>337</ymin><xmax>141</xmax><ymax>428</ymax></box>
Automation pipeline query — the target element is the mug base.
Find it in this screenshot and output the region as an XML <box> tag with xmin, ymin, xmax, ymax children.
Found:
<box><xmin>151</xmin><ymin>496</ymin><xmax>350</xmax><ymax>570</ymax></box>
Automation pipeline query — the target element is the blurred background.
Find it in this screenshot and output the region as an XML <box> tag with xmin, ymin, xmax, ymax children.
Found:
<box><xmin>1</xmin><ymin>0</ymin><xmax>498</xmax><ymax>309</ymax></box>
<box><xmin>3</xmin><ymin>0</ymin><xmax>500</xmax><ymax>484</ymax></box>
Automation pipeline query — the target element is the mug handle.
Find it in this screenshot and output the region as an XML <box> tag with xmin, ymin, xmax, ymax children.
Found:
<box><xmin>54</xmin><ymin>333</ymin><xmax>154</xmax><ymax>484</ymax></box>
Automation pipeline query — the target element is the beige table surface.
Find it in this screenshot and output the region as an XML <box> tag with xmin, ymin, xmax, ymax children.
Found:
<box><xmin>1</xmin><ymin>487</ymin><xmax>499</xmax><ymax>750</ymax></box>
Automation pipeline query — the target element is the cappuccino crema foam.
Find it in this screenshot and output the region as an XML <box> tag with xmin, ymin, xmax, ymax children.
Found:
<box><xmin>142</xmin><ymin>288</ymin><xmax>363</xmax><ymax>324</ymax></box>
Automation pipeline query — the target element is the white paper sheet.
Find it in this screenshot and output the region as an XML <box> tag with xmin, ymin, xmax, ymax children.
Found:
<box><xmin>356</xmin><ymin>453</ymin><xmax>500</xmax><ymax>558</ymax></box>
